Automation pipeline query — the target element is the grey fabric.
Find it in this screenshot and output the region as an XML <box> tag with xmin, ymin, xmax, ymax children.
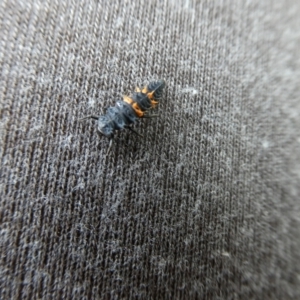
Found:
<box><xmin>1</xmin><ymin>0</ymin><xmax>300</xmax><ymax>299</ymax></box>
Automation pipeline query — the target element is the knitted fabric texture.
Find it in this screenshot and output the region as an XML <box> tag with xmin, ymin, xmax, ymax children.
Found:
<box><xmin>1</xmin><ymin>0</ymin><xmax>300</xmax><ymax>299</ymax></box>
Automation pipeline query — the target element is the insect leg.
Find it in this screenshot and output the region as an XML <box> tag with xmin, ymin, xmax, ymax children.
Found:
<box><xmin>79</xmin><ymin>115</ymin><xmax>99</xmax><ymax>121</ymax></box>
<box><xmin>143</xmin><ymin>114</ymin><xmax>159</xmax><ymax>118</ymax></box>
<box><xmin>106</xmin><ymin>138</ymin><xmax>113</xmax><ymax>155</ymax></box>
<box><xmin>125</xmin><ymin>126</ymin><xmax>143</xmax><ymax>137</ymax></box>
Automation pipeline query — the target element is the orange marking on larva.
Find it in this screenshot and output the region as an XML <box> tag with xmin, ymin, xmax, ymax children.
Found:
<box><xmin>123</xmin><ymin>95</ymin><xmax>144</xmax><ymax>117</ymax></box>
<box><xmin>132</xmin><ymin>103</ymin><xmax>144</xmax><ymax>117</ymax></box>
<box><xmin>135</xmin><ymin>87</ymin><xmax>141</xmax><ymax>92</ymax></box>
<box><xmin>142</xmin><ymin>87</ymin><xmax>148</xmax><ymax>93</ymax></box>
<box><xmin>151</xmin><ymin>99</ymin><xmax>159</xmax><ymax>108</ymax></box>
<box><xmin>123</xmin><ymin>95</ymin><xmax>134</xmax><ymax>105</ymax></box>
<box><xmin>147</xmin><ymin>91</ymin><xmax>155</xmax><ymax>100</ymax></box>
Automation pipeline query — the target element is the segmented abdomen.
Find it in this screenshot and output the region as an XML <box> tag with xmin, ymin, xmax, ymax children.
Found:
<box><xmin>147</xmin><ymin>79</ymin><xmax>165</xmax><ymax>99</ymax></box>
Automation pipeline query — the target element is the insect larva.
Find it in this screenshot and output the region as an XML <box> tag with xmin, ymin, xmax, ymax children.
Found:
<box><xmin>80</xmin><ymin>79</ymin><xmax>166</xmax><ymax>152</ymax></box>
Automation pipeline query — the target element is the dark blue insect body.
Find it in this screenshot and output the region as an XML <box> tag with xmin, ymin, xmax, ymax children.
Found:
<box><xmin>81</xmin><ymin>80</ymin><xmax>166</xmax><ymax>142</ymax></box>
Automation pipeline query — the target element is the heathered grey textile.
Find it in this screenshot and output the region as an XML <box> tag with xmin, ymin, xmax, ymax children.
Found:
<box><xmin>1</xmin><ymin>0</ymin><xmax>300</xmax><ymax>299</ymax></box>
